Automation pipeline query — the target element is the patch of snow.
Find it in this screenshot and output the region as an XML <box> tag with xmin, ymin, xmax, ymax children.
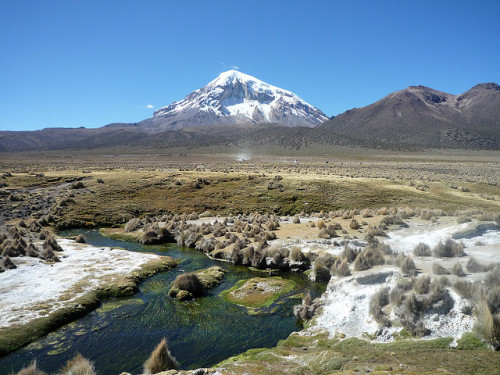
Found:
<box><xmin>153</xmin><ymin>70</ymin><xmax>328</xmax><ymax>127</ymax></box>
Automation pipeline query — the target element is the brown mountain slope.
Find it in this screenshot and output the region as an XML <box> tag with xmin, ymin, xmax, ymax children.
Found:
<box><xmin>316</xmin><ymin>83</ymin><xmax>500</xmax><ymax>149</ymax></box>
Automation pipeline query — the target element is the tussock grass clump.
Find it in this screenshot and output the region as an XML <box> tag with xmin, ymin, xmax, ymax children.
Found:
<box><xmin>316</xmin><ymin>220</ymin><xmax>325</xmax><ymax>229</ymax></box>
<box><xmin>474</xmin><ymin>300</ymin><xmax>500</xmax><ymax>351</ymax></box>
<box><xmin>14</xmin><ymin>361</ymin><xmax>47</xmax><ymax>375</ymax></box>
<box><xmin>377</xmin><ymin>243</ymin><xmax>393</xmax><ymax>255</ymax></box>
<box><xmin>467</xmin><ymin>257</ymin><xmax>494</xmax><ymax>273</ymax></box>
<box><xmin>70</xmin><ymin>181</ymin><xmax>85</xmax><ymax>189</ymax></box>
<box><xmin>341</xmin><ymin>245</ymin><xmax>358</xmax><ymax>263</ymax></box>
<box><xmin>292</xmin><ymin>216</ymin><xmax>300</xmax><ymax>224</ymax></box>
<box><xmin>125</xmin><ymin>217</ymin><xmax>141</xmax><ymax>232</ymax></box>
<box><xmin>310</xmin><ymin>259</ymin><xmax>331</xmax><ymax>282</ymax></box>
<box><xmin>294</xmin><ymin>292</ymin><xmax>322</xmax><ymax>322</ymax></box>
<box><xmin>452</xmin><ymin>262</ymin><xmax>466</xmax><ymax>277</ymax></box>
<box><xmin>414</xmin><ymin>275</ymin><xmax>431</xmax><ymax>294</ymax></box>
<box><xmin>332</xmin><ymin>258</ymin><xmax>351</xmax><ymax>277</ymax></box>
<box><xmin>171</xmin><ymin>273</ymin><xmax>205</xmax><ymax>297</ymax></box>
<box><xmin>43</xmin><ymin>236</ymin><xmax>63</xmax><ymax>252</ymax></box>
<box><xmin>389</xmin><ymin>287</ymin><xmax>404</xmax><ymax>306</ymax></box>
<box><xmin>143</xmin><ymin>338</ymin><xmax>179</xmax><ymax>374</ymax></box>
<box><xmin>60</xmin><ymin>353</ymin><xmax>96</xmax><ymax>375</ymax></box>
<box><xmin>433</xmin><ymin>238</ymin><xmax>465</xmax><ymax>258</ymax></box>
<box><xmin>363</xmin><ymin>246</ymin><xmax>385</xmax><ymax>266</ymax></box>
<box><xmin>289</xmin><ymin>247</ymin><xmax>306</xmax><ymax>262</ymax></box>
<box><xmin>399</xmin><ymin>255</ymin><xmax>417</xmax><ymax>276</ymax></box>
<box><xmin>453</xmin><ymin>280</ymin><xmax>478</xmax><ymax>301</ymax></box>
<box><xmin>39</xmin><ymin>247</ymin><xmax>60</xmax><ymax>262</ymax></box>
<box><xmin>318</xmin><ymin>225</ymin><xmax>337</xmax><ymax>239</ymax></box>
<box><xmin>75</xmin><ymin>234</ymin><xmax>85</xmax><ymax>243</ymax></box>
<box><xmin>26</xmin><ymin>242</ymin><xmax>39</xmax><ymax>257</ymax></box>
<box><xmin>413</xmin><ymin>243</ymin><xmax>431</xmax><ymax>257</ymax></box>
<box><xmin>488</xmin><ymin>287</ymin><xmax>500</xmax><ymax>313</ymax></box>
<box><xmin>433</xmin><ymin>263</ymin><xmax>451</xmax><ymax>275</ymax></box>
<box><xmin>349</xmin><ymin>218</ymin><xmax>360</xmax><ymax>230</ymax></box>
<box><xmin>369</xmin><ymin>287</ymin><xmax>390</xmax><ymax>326</ymax></box>
<box><xmin>486</xmin><ymin>266</ymin><xmax>500</xmax><ymax>287</ymax></box>
<box><xmin>353</xmin><ymin>252</ymin><xmax>370</xmax><ymax>271</ymax></box>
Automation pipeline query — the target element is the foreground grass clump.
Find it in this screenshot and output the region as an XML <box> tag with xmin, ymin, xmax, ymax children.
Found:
<box><xmin>143</xmin><ymin>338</ymin><xmax>179</xmax><ymax>374</ymax></box>
<box><xmin>59</xmin><ymin>353</ymin><xmax>96</xmax><ymax>375</ymax></box>
<box><xmin>14</xmin><ymin>354</ymin><xmax>96</xmax><ymax>375</ymax></box>
<box><xmin>14</xmin><ymin>361</ymin><xmax>47</xmax><ymax>375</ymax></box>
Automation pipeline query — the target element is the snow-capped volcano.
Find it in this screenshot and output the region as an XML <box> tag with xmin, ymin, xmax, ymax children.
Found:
<box><xmin>140</xmin><ymin>70</ymin><xmax>328</xmax><ymax>131</ymax></box>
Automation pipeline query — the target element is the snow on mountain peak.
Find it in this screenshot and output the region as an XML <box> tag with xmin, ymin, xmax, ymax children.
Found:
<box><xmin>149</xmin><ymin>70</ymin><xmax>328</xmax><ymax>131</ymax></box>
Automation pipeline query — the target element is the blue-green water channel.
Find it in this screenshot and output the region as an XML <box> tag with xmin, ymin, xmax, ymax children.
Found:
<box><xmin>0</xmin><ymin>230</ymin><xmax>324</xmax><ymax>374</ymax></box>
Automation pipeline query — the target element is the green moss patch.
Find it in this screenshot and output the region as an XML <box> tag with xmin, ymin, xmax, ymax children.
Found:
<box><xmin>221</xmin><ymin>277</ymin><xmax>296</xmax><ymax>310</ymax></box>
<box><xmin>215</xmin><ymin>331</ymin><xmax>500</xmax><ymax>375</ymax></box>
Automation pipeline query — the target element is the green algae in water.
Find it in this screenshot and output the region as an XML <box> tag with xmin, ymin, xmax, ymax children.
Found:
<box><xmin>97</xmin><ymin>298</ymin><xmax>144</xmax><ymax>314</ymax></box>
<box><xmin>0</xmin><ymin>229</ymin><xmax>324</xmax><ymax>375</ymax></box>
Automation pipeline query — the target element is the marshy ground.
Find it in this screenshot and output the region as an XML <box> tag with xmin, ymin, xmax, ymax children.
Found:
<box><xmin>1</xmin><ymin>146</ymin><xmax>499</xmax><ymax>374</ymax></box>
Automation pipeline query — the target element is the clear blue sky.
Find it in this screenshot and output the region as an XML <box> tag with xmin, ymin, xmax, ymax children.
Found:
<box><xmin>1</xmin><ymin>0</ymin><xmax>499</xmax><ymax>131</ymax></box>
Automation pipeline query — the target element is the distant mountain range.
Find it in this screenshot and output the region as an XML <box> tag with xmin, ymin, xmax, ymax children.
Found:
<box><xmin>0</xmin><ymin>72</ymin><xmax>498</xmax><ymax>152</ymax></box>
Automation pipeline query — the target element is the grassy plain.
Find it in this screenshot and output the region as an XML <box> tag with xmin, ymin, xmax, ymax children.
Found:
<box><xmin>1</xmin><ymin>146</ymin><xmax>499</xmax><ymax>228</ymax></box>
<box><xmin>1</xmin><ymin>146</ymin><xmax>500</xmax><ymax>374</ymax></box>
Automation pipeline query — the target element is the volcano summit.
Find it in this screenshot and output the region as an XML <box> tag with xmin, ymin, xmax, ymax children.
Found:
<box><xmin>139</xmin><ymin>70</ymin><xmax>329</xmax><ymax>131</ymax></box>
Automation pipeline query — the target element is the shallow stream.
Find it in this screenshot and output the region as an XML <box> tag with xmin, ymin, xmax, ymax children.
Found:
<box><xmin>0</xmin><ymin>230</ymin><xmax>323</xmax><ymax>374</ymax></box>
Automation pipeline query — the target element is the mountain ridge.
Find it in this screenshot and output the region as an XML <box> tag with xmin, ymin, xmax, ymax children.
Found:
<box><xmin>0</xmin><ymin>81</ymin><xmax>499</xmax><ymax>152</ymax></box>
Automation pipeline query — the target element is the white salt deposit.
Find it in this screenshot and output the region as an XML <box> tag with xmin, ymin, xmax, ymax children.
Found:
<box><xmin>309</xmin><ymin>219</ymin><xmax>500</xmax><ymax>344</ymax></box>
<box><xmin>0</xmin><ymin>239</ymin><xmax>159</xmax><ymax>329</ymax></box>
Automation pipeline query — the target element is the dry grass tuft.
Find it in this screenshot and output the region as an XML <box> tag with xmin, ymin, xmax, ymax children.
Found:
<box><xmin>171</xmin><ymin>273</ymin><xmax>205</xmax><ymax>297</ymax></box>
<box><xmin>143</xmin><ymin>338</ymin><xmax>179</xmax><ymax>374</ymax></box>
<box><xmin>60</xmin><ymin>353</ymin><xmax>96</xmax><ymax>375</ymax></box>
<box><xmin>413</xmin><ymin>243</ymin><xmax>431</xmax><ymax>257</ymax></box>
<box><xmin>14</xmin><ymin>361</ymin><xmax>47</xmax><ymax>375</ymax></box>
<box><xmin>433</xmin><ymin>263</ymin><xmax>451</xmax><ymax>275</ymax></box>
<box><xmin>474</xmin><ymin>300</ymin><xmax>500</xmax><ymax>350</ymax></box>
<box><xmin>433</xmin><ymin>238</ymin><xmax>465</xmax><ymax>258</ymax></box>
